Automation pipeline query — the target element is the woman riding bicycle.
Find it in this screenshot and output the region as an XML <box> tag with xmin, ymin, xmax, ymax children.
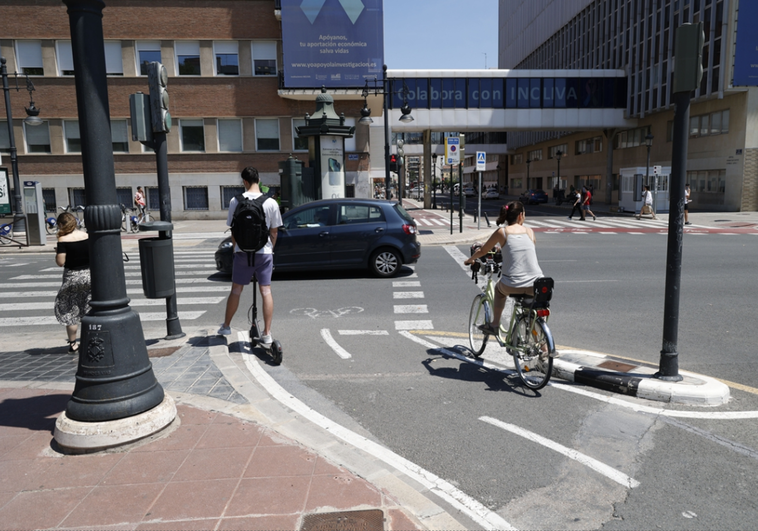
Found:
<box><xmin>464</xmin><ymin>200</ymin><xmax>544</xmax><ymax>336</ymax></box>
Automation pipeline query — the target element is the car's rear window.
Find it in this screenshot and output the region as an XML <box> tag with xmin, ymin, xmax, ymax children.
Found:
<box><xmin>393</xmin><ymin>204</ymin><xmax>414</xmax><ymax>223</ymax></box>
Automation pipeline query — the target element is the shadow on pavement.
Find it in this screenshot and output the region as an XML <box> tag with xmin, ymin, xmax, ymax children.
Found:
<box><xmin>0</xmin><ymin>393</ymin><xmax>68</xmax><ymax>431</ymax></box>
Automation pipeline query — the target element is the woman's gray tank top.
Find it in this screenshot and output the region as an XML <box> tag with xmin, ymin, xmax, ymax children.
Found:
<box><xmin>499</xmin><ymin>230</ymin><xmax>543</xmax><ymax>288</ymax></box>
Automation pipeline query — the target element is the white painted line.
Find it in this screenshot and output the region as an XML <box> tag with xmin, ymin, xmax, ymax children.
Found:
<box><xmin>392</xmin><ymin>280</ymin><xmax>421</xmax><ymax>287</ymax></box>
<box><xmin>570</xmin><ymin>232</ymin><xmax>590</xmax><ymax>235</ymax></box>
<box><xmin>394</xmin><ymin>320</ymin><xmax>434</xmax><ymax>330</ymax></box>
<box><xmin>394</xmin><ymin>291</ymin><xmax>425</xmax><ymax>299</ymax></box>
<box><xmin>338</xmin><ymin>330</ymin><xmax>389</xmax><ymax>335</ymax></box>
<box><xmin>0</xmin><ymin>297</ymin><xmax>224</xmax><ymax>312</ymax></box>
<box><xmin>320</xmin><ymin>328</ymin><xmax>351</xmax><ymax>359</ymax></box>
<box><xmin>394</xmin><ymin>305</ymin><xmax>429</xmax><ymax>314</ymax></box>
<box><xmin>0</xmin><ymin>311</ymin><xmax>205</xmax><ymax>326</ymax></box>
<box><xmin>240</xmin><ymin>340</ymin><xmax>512</xmax><ymax>530</ymax></box>
<box><xmin>627</xmin><ymin>232</ymin><xmax>645</xmax><ymax>235</ymax></box>
<box><xmin>2</xmin><ymin>263</ymin><xmax>30</xmax><ymax>267</ymax></box>
<box><xmin>479</xmin><ymin>416</ymin><xmax>640</xmax><ymax>489</ymax></box>
<box><xmin>431</xmin><ymin>218</ymin><xmax>448</xmax><ymax>226</ymax></box>
<box><xmin>599</xmin><ymin>232</ymin><xmax>618</xmax><ymax>234</ymax></box>
<box><xmin>443</xmin><ymin>245</ymin><xmax>470</xmax><ymax>272</ymax></box>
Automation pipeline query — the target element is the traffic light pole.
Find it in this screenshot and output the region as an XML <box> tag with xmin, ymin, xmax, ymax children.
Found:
<box><xmin>459</xmin><ymin>160</ymin><xmax>463</xmax><ymax>233</ymax></box>
<box><xmin>154</xmin><ymin>131</ymin><xmax>183</xmax><ymax>340</ymax></box>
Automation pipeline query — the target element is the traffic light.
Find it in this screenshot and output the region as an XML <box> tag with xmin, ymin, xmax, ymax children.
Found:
<box><xmin>673</xmin><ymin>22</ymin><xmax>704</xmax><ymax>93</ymax></box>
<box><xmin>147</xmin><ymin>62</ymin><xmax>171</xmax><ymax>133</ymax></box>
<box><xmin>389</xmin><ymin>154</ymin><xmax>398</xmax><ymax>173</ymax></box>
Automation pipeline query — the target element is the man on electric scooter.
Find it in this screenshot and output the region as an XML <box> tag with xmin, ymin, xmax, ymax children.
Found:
<box><xmin>218</xmin><ymin>167</ymin><xmax>283</xmax><ymax>345</ymax></box>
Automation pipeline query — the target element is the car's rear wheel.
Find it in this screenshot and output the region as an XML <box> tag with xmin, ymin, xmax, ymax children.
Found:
<box><xmin>370</xmin><ymin>248</ymin><xmax>402</xmax><ymax>277</ymax></box>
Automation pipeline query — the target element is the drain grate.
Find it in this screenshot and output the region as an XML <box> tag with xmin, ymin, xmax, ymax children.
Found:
<box><xmin>598</xmin><ymin>360</ymin><xmax>636</xmax><ymax>373</ymax></box>
<box><xmin>301</xmin><ymin>509</ymin><xmax>384</xmax><ymax>531</ymax></box>
<box><xmin>148</xmin><ymin>346</ymin><xmax>180</xmax><ymax>358</ymax></box>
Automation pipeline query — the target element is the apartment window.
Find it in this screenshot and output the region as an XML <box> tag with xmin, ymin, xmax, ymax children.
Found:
<box><xmin>511</xmin><ymin>153</ymin><xmax>523</xmax><ymax>165</ymax></box>
<box><xmin>689</xmin><ymin>109</ymin><xmax>730</xmax><ymax>138</ymax></box>
<box><xmin>548</xmin><ymin>144</ymin><xmax>567</xmax><ymax>159</ymax></box>
<box><xmin>116</xmin><ymin>187</ymin><xmax>132</xmax><ymax>209</ymax></box>
<box><xmin>252</xmin><ymin>41</ymin><xmax>277</xmax><ymax>76</ymax></box>
<box><xmin>292</xmin><ymin>118</ymin><xmax>308</xmax><ymax>151</ymax></box>
<box><xmin>42</xmin><ymin>189</ymin><xmax>57</xmax><ymax>212</ymax></box>
<box><xmin>180</xmin><ymin>119</ymin><xmax>205</xmax><ymax>152</ymax></box>
<box><xmin>0</xmin><ymin>122</ymin><xmax>9</xmax><ymax>152</ymax></box>
<box><xmin>527</xmin><ymin>149</ymin><xmax>542</xmax><ymax>161</ymax></box>
<box><xmin>575</xmin><ymin>136</ymin><xmax>603</xmax><ymax>155</ymax></box>
<box><xmin>136</xmin><ymin>41</ymin><xmax>161</xmax><ymax>75</ymax></box>
<box><xmin>16</xmin><ymin>41</ymin><xmax>44</xmax><ymax>75</ymax></box>
<box><xmin>104</xmin><ymin>41</ymin><xmax>123</xmax><ymax>76</ymax></box>
<box><xmin>70</xmin><ymin>188</ymin><xmax>87</xmax><ymax>207</ymax></box>
<box><xmin>111</xmin><ymin>120</ymin><xmax>129</xmax><ymax>152</ymax></box>
<box><xmin>217</xmin><ymin>119</ymin><xmax>242</xmax><ymax>152</ymax></box>
<box><xmin>184</xmin><ymin>186</ymin><xmax>209</xmax><ymax>210</ymax></box>
<box><xmin>56</xmin><ymin>41</ymin><xmax>74</xmax><ymax>76</ymax></box>
<box><xmin>24</xmin><ymin>121</ymin><xmax>51</xmax><ymax>153</ymax></box>
<box><xmin>255</xmin><ymin>118</ymin><xmax>279</xmax><ymax>151</ymax></box>
<box><xmin>214</xmin><ymin>41</ymin><xmax>239</xmax><ymax>75</ymax></box>
<box><xmin>176</xmin><ymin>41</ymin><xmax>201</xmax><ymax>76</ymax></box>
<box><xmin>221</xmin><ymin>186</ymin><xmax>244</xmax><ymax>209</ymax></box>
<box><xmin>64</xmin><ymin>120</ymin><xmax>81</xmax><ymax>153</ymax></box>
<box><xmin>146</xmin><ymin>187</ymin><xmax>159</xmax><ymax>210</ymax></box>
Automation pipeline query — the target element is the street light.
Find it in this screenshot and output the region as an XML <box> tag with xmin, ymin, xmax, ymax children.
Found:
<box><xmin>361</xmin><ymin>65</ymin><xmax>413</xmax><ymax>201</ymax></box>
<box><xmin>1</xmin><ymin>56</ymin><xmax>44</xmax><ymax>243</ymax></box>
<box><xmin>432</xmin><ymin>153</ymin><xmax>438</xmax><ymax>209</ymax></box>
<box><xmin>645</xmin><ymin>132</ymin><xmax>655</xmax><ymax>213</ymax></box>
<box><xmin>526</xmin><ymin>158</ymin><xmax>532</xmax><ymax>189</ymax></box>
<box><xmin>555</xmin><ymin>151</ymin><xmax>562</xmax><ymax>192</ymax></box>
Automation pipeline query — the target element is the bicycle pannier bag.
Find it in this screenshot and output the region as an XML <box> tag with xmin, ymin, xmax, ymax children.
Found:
<box><xmin>231</xmin><ymin>194</ymin><xmax>269</xmax><ymax>254</ymax></box>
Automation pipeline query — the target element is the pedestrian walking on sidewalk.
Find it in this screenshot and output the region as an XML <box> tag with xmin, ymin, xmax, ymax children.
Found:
<box><xmin>218</xmin><ymin>167</ymin><xmax>283</xmax><ymax>344</ymax></box>
<box><xmin>582</xmin><ymin>186</ymin><xmax>597</xmax><ymax>220</ymax></box>
<box><xmin>636</xmin><ymin>185</ymin><xmax>657</xmax><ymax>220</ymax></box>
<box><xmin>685</xmin><ymin>183</ymin><xmax>692</xmax><ymax>225</ymax></box>
<box><xmin>54</xmin><ymin>212</ymin><xmax>91</xmax><ymax>353</ymax></box>
<box><xmin>568</xmin><ymin>186</ymin><xmax>586</xmax><ymax>221</ymax></box>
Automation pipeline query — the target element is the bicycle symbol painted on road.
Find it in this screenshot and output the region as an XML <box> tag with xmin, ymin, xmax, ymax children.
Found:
<box><xmin>290</xmin><ymin>307</ymin><xmax>364</xmax><ymax>319</ymax></box>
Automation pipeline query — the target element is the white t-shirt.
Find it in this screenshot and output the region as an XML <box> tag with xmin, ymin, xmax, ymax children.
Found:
<box><xmin>643</xmin><ymin>190</ymin><xmax>653</xmax><ymax>206</ymax></box>
<box><xmin>226</xmin><ymin>192</ymin><xmax>283</xmax><ymax>254</ymax></box>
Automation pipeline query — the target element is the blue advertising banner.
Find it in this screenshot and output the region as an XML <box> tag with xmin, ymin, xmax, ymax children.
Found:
<box><xmin>281</xmin><ymin>0</ymin><xmax>384</xmax><ymax>88</ymax></box>
<box><xmin>734</xmin><ymin>0</ymin><xmax>758</xmax><ymax>86</ymax></box>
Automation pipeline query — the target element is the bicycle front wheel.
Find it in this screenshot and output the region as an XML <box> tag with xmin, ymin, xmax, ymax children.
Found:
<box><xmin>510</xmin><ymin>315</ymin><xmax>553</xmax><ymax>390</ymax></box>
<box><xmin>468</xmin><ymin>294</ymin><xmax>490</xmax><ymax>357</ymax></box>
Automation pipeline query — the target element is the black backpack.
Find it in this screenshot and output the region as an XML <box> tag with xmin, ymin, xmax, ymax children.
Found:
<box><xmin>231</xmin><ymin>194</ymin><xmax>269</xmax><ymax>254</ymax></box>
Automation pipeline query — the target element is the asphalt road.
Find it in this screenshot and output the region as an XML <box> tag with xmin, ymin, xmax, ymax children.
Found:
<box><xmin>3</xmin><ymin>230</ymin><xmax>758</xmax><ymax>529</ymax></box>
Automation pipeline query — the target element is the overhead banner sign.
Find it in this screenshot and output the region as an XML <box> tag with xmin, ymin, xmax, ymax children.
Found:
<box><xmin>733</xmin><ymin>0</ymin><xmax>758</xmax><ymax>86</ymax></box>
<box><xmin>281</xmin><ymin>0</ymin><xmax>384</xmax><ymax>88</ymax></box>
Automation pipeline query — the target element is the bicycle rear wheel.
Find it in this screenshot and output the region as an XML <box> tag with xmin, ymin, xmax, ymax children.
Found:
<box><xmin>468</xmin><ymin>294</ymin><xmax>490</xmax><ymax>357</ymax></box>
<box><xmin>510</xmin><ymin>315</ymin><xmax>553</xmax><ymax>390</ymax></box>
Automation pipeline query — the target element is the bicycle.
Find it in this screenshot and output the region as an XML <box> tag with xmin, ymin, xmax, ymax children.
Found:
<box><xmin>120</xmin><ymin>204</ymin><xmax>140</xmax><ymax>233</ymax></box>
<box><xmin>468</xmin><ymin>252</ymin><xmax>556</xmax><ymax>390</ymax></box>
<box><xmin>58</xmin><ymin>205</ymin><xmax>86</xmax><ymax>231</ymax></box>
<box><xmin>0</xmin><ymin>221</ymin><xmax>12</xmax><ymax>245</ymax></box>
<box><xmin>135</xmin><ymin>206</ymin><xmax>153</xmax><ymax>226</ymax></box>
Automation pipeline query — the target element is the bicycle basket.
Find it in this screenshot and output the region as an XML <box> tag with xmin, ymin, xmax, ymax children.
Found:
<box><xmin>532</xmin><ymin>277</ymin><xmax>554</xmax><ymax>303</ymax></box>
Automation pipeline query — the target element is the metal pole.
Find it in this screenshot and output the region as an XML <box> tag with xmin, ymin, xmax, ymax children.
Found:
<box><xmin>1</xmin><ymin>57</ymin><xmax>26</xmax><ymax>240</ymax></box>
<box><xmin>645</xmin><ymin>143</ymin><xmax>651</xmax><ymax>211</ymax></box>
<box><xmin>383</xmin><ymin>65</ymin><xmax>390</xmax><ymax>201</ymax></box>
<box><xmin>477</xmin><ymin>170</ymin><xmax>482</xmax><ymax>230</ymax></box>
<box><xmin>432</xmin><ymin>156</ymin><xmax>437</xmax><ymax>209</ymax></box>
<box><xmin>62</xmin><ymin>0</ymin><xmax>165</xmax><ymax>421</ymax></box>
<box><xmin>154</xmin><ymin>132</ymin><xmax>183</xmax><ymax>340</ymax></box>
<box><xmin>449</xmin><ymin>163</ymin><xmax>453</xmax><ymax>235</ymax></box>
<box><xmin>657</xmin><ymin>91</ymin><xmax>689</xmax><ymax>382</ymax></box>
<box><xmin>458</xmin><ymin>160</ymin><xmax>463</xmax><ymax>233</ymax></box>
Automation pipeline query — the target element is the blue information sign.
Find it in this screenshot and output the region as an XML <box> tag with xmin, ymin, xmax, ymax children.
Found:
<box><xmin>734</xmin><ymin>1</ymin><xmax>758</xmax><ymax>86</ymax></box>
<box><xmin>281</xmin><ymin>0</ymin><xmax>384</xmax><ymax>88</ymax></box>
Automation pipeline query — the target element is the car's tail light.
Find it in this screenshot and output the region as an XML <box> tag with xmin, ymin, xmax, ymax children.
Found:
<box><xmin>402</xmin><ymin>223</ymin><xmax>416</xmax><ymax>235</ymax></box>
<box><xmin>536</xmin><ymin>309</ymin><xmax>550</xmax><ymax>318</ymax></box>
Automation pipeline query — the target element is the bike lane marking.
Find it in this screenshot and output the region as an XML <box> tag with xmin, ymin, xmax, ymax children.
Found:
<box><xmin>320</xmin><ymin>329</ymin><xmax>351</xmax><ymax>359</ymax></box>
<box><xmin>479</xmin><ymin>416</ymin><xmax>641</xmax><ymax>489</ymax></box>
<box><xmin>241</xmin><ymin>335</ymin><xmax>514</xmax><ymax>531</ymax></box>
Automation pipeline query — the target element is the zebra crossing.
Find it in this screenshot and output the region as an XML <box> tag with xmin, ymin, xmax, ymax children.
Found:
<box><xmin>0</xmin><ymin>246</ymin><xmax>227</xmax><ymax>329</ymax></box>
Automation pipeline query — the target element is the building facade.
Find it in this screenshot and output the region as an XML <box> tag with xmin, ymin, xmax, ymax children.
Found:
<box><xmin>499</xmin><ymin>0</ymin><xmax>758</xmax><ymax>211</ymax></box>
<box><xmin>0</xmin><ymin>0</ymin><xmax>370</xmax><ymax>219</ymax></box>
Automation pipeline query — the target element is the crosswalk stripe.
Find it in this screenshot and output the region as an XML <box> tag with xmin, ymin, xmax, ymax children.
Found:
<box><xmin>0</xmin><ymin>286</ymin><xmax>230</xmax><ymax>299</ymax></box>
<box><xmin>394</xmin><ymin>305</ymin><xmax>429</xmax><ymax>314</ymax></box>
<box><xmin>394</xmin><ymin>291</ymin><xmax>424</xmax><ymax>299</ymax></box>
<box><xmin>0</xmin><ymin>297</ymin><xmax>225</xmax><ymax>311</ymax></box>
<box><xmin>431</xmin><ymin>218</ymin><xmax>449</xmax><ymax>226</ymax></box>
<box><xmin>394</xmin><ymin>320</ymin><xmax>434</xmax><ymax>330</ymax></box>
<box><xmin>0</xmin><ymin>311</ymin><xmax>206</xmax><ymax>327</ymax></box>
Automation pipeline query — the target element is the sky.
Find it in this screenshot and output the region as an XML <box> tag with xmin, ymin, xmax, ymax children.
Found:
<box><xmin>383</xmin><ymin>0</ymin><xmax>499</xmax><ymax>70</ymax></box>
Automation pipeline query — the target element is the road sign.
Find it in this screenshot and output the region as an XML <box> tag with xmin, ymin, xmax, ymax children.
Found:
<box><xmin>445</xmin><ymin>136</ymin><xmax>460</xmax><ymax>164</ymax></box>
<box><xmin>476</xmin><ymin>151</ymin><xmax>486</xmax><ymax>171</ymax></box>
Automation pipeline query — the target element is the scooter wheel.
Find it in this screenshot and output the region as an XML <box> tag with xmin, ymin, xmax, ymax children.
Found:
<box><xmin>271</xmin><ymin>340</ymin><xmax>283</xmax><ymax>365</ymax></box>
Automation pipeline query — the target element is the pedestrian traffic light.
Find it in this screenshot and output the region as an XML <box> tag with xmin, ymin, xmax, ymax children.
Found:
<box><xmin>389</xmin><ymin>154</ymin><xmax>398</xmax><ymax>173</ymax></box>
<box><xmin>673</xmin><ymin>22</ymin><xmax>704</xmax><ymax>93</ymax></box>
<box><xmin>147</xmin><ymin>62</ymin><xmax>171</xmax><ymax>133</ymax></box>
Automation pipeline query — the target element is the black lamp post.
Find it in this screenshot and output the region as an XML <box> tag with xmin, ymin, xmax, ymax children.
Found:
<box><xmin>361</xmin><ymin>66</ymin><xmax>413</xmax><ymax>202</ymax></box>
<box><xmin>1</xmin><ymin>57</ymin><xmax>44</xmax><ymax>242</ymax></box>
<box><xmin>526</xmin><ymin>158</ymin><xmax>531</xmax><ymax>189</ymax></box>
<box><xmin>645</xmin><ymin>133</ymin><xmax>655</xmax><ymax>213</ymax></box>
<box><xmin>432</xmin><ymin>153</ymin><xmax>437</xmax><ymax>209</ymax></box>
<box><xmin>60</xmin><ymin>0</ymin><xmax>165</xmax><ymax>422</ymax></box>
<box><xmin>555</xmin><ymin>151</ymin><xmax>562</xmax><ymax>191</ymax></box>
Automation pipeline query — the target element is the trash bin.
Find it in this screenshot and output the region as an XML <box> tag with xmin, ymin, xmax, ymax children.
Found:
<box><xmin>137</xmin><ymin>221</ymin><xmax>175</xmax><ymax>299</ymax></box>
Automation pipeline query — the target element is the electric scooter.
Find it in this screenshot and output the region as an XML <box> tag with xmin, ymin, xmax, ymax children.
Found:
<box><xmin>248</xmin><ymin>272</ymin><xmax>283</xmax><ymax>365</ymax></box>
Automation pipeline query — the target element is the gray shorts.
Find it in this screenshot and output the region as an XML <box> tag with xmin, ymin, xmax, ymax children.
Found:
<box><xmin>232</xmin><ymin>252</ymin><xmax>273</xmax><ymax>286</ymax></box>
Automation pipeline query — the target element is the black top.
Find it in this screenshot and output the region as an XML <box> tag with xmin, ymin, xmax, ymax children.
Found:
<box><xmin>57</xmin><ymin>239</ymin><xmax>90</xmax><ymax>270</ymax></box>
